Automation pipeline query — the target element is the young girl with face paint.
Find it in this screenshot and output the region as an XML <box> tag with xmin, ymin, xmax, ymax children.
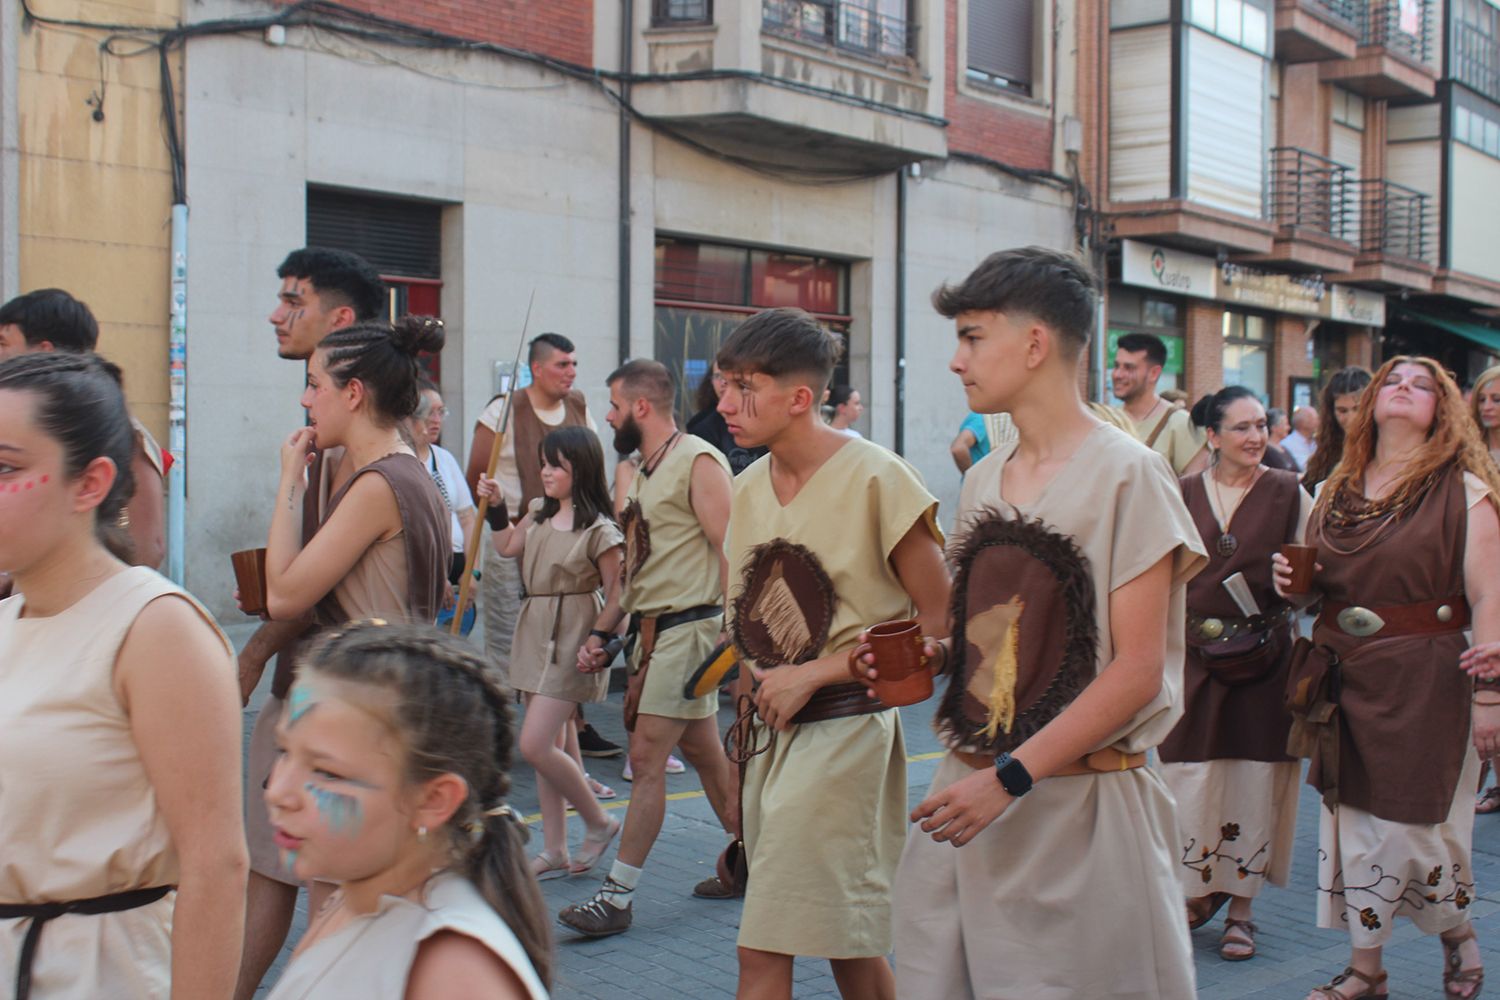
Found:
<box><xmin>476</xmin><ymin>426</ymin><xmax>626</xmax><ymax>880</ymax></box>
<box><xmin>264</xmin><ymin>622</ymin><xmax>551</xmax><ymax>999</ymax></box>
<box><xmin>0</xmin><ymin>352</ymin><xmax>247</xmax><ymax>998</ymax></box>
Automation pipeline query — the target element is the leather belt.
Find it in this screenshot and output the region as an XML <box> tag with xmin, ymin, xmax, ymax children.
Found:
<box><xmin>791</xmin><ymin>682</ymin><xmax>888</xmax><ymax>725</ymax></box>
<box><xmin>1187</xmin><ymin>605</ymin><xmax>1293</xmax><ymax>643</ymax></box>
<box><xmin>628</xmin><ymin>602</ymin><xmax>723</xmax><ymax>636</ymax></box>
<box><xmin>1318</xmin><ymin>596</ymin><xmax>1470</xmax><ymax>639</ymax></box>
<box><xmin>0</xmin><ymin>885</ymin><xmax>173</xmax><ymax>1000</ymax></box>
<box><xmin>951</xmin><ymin>747</ymin><xmax>1147</xmax><ymax>777</ymax></box>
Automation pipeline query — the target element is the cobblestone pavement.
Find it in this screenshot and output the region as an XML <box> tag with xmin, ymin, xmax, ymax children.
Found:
<box><xmin>233</xmin><ymin>622</ymin><xmax>1500</xmax><ymax>998</ymax></box>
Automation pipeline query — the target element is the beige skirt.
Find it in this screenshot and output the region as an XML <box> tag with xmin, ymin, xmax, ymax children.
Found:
<box><xmin>1159</xmin><ymin>758</ymin><xmax>1300</xmax><ymax>898</ymax></box>
<box><xmin>739</xmin><ymin>708</ymin><xmax>906</xmax><ymax>959</ymax></box>
<box><xmin>630</xmin><ymin>614</ymin><xmax>721</xmax><ymax>722</ymax></box>
<box><xmin>1317</xmin><ymin>744</ymin><xmax>1481</xmax><ymax>947</ymax></box>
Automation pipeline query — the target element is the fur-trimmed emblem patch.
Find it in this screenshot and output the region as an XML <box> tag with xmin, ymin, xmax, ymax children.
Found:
<box><xmin>732</xmin><ymin>539</ymin><xmax>836</xmax><ymax>666</ymax></box>
<box><xmin>619</xmin><ymin>498</ymin><xmax>651</xmax><ymax>587</ymax></box>
<box><xmin>940</xmin><ymin>510</ymin><xmax>1098</xmax><ymax>755</ymax></box>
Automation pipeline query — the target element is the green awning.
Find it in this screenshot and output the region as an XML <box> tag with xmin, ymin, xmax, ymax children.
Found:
<box><xmin>1403</xmin><ymin>310</ymin><xmax>1500</xmax><ymax>354</ymax></box>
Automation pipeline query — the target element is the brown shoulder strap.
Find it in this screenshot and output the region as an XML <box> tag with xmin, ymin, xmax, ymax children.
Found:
<box><xmin>1144</xmin><ymin>403</ymin><xmax>1182</xmax><ymax>449</ymax></box>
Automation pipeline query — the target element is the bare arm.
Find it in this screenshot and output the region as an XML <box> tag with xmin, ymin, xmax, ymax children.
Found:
<box><xmin>687</xmin><ymin>453</ymin><xmax>734</xmax><ymax>602</ymax></box>
<box><xmin>950</xmin><ymin>430</ymin><xmax>977</xmax><ymax>473</ymax></box>
<box><xmin>117</xmin><ymin>596</ymin><xmax>248</xmax><ymax>999</ymax></box>
<box><xmin>404</xmin><ymin>930</ymin><xmax>530</xmax><ymax>1000</ymax></box>
<box><xmin>126</xmin><ymin>449</ymin><xmax>166</xmax><ymax>570</ymax></box>
<box><xmin>1464</xmin><ymin>497</ymin><xmax>1500</xmax><ymax>761</ymax></box>
<box><xmin>237</xmin><ymin>618</ymin><xmax>313</xmax><ymax>706</ymax></box>
<box><xmin>912</xmin><ymin>552</ymin><xmax>1174</xmax><ymax>845</ymax></box>
<box><xmin>457</xmin><ymin>507</ymin><xmax>477</xmax><ymax>560</ymax></box>
<box><xmin>465</xmin><ymin>423</ymin><xmax>495</xmax><ymax>498</ymax></box>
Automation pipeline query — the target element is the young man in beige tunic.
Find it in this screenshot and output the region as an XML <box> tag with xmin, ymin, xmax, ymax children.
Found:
<box><xmin>557</xmin><ymin>359</ymin><xmax>739</xmax><ymax>937</ymax></box>
<box><xmin>1113</xmin><ymin>331</ymin><xmax>1207</xmax><ymax>474</ymax></box>
<box><xmin>891</xmin><ymin>248</ymin><xmax>1205</xmax><ymax>1000</ymax></box>
<box><xmin>716</xmin><ymin>309</ymin><xmax>950</xmax><ymax>1000</ymax></box>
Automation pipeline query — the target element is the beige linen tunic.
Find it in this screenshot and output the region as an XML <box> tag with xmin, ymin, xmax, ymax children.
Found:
<box><xmin>893</xmin><ymin>424</ymin><xmax>1206</xmax><ymax>1000</ymax></box>
<box><xmin>1125</xmin><ymin>403</ymin><xmax>1204</xmax><ymax>474</ymax></box>
<box><xmin>0</xmin><ymin>567</ymin><xmax>232</xmax><ymax>998</ymax></box>
<box><xmin>509</xmin><ymin>503</ymin><xmax>623</xmax><ymax>703</ymax></box>
<box><xmin>265</xmin><ymin>872</ymin><xmax>548</xmax><ymax>999</ymax></box>
<box><xmin>621</xmin><ymin>435</ymin><xmax>729</xmax><ymax>720</ymax></box>
<box><xmin>726</xmin><ymin>439</ymin><xmax>940</xmax><ymax>959</ymax></box>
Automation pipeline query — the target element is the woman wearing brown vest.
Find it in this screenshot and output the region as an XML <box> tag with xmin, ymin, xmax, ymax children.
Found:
<box><xmin>1273</xmin><ymin>357</ymin><xmax>1500</xmax><ymax>1000</ymax></box>
<box><xmin>1159</xmin><ymin>386</ymin><xmax>1311</xmax><ymax>962</ymax></box>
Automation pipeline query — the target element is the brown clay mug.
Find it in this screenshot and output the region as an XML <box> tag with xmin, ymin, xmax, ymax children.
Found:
<box><xmin>1279</xmin><ymin>543</ymin><xmax>1318</xmax><ymax>595</ymax></box>
<box><xmin>231</xmin><ymin>547</ymin><xmax>269</xmax><ymax>617</ymax></box>
<box><xmin>847</xmin><ymin>618</ymin><xmax>934</xmax><ymax>707</ymax></box>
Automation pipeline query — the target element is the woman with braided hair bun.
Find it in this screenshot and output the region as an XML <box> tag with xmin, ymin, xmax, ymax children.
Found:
<box><xmin>264</xmin><ymin>621</ymin><xmax>551</xmax><ymax>999</ymax></box>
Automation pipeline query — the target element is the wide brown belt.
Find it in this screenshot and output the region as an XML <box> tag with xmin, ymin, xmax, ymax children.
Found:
<box><xmin>791</xmin><ymin>682</ymin><xmax>889</xmax><ymax>725</ymax></box>
<box><xmin>951</xmin><ymin>746</ymin><xmax>1147</xmax><ymax>777</ymax></box>
<box><xmin>1318</xmin><ymin>596</ymin><xmax>1470</xmax><ymax>639</ymax></box>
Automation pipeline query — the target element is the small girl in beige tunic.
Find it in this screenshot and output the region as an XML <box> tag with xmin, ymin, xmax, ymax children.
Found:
<box><xmin>477</xmin><ymin>426</ymin><xmax>626</xmax><ymax>880</ymax></box>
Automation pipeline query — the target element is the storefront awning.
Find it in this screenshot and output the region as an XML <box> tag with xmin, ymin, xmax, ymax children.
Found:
<box><xmin>1403</xmin><ymin>310</ymin><xmax>1500</xmax><ymax>354</ymax></box>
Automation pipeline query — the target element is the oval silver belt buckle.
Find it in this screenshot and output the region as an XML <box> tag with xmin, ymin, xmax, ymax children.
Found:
<box><xmin>1336</xmin><ymin>606</ymin><xmax>1385</xmax><ymax>637</ymax></box>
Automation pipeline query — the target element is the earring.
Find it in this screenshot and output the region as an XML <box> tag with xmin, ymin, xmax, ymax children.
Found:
<box><xmin>417</xmin><ymin>825</ymin><xmax>428</xmax><ymax>841</ymax></box>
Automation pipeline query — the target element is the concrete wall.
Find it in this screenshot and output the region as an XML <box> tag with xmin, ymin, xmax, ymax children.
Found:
<box><xmin>181</xmin><ymin>6</ymin><xmax>1075</xmax><ymax>613</ymax></box>
<box><xmin>15</xmin><ymin>0</ymin><xmax>181</xmax><ymax>440</ymax></box>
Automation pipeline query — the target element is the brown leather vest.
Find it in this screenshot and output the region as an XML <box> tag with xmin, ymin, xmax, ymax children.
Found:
<box><xmin>510</xmin><ymin>388</ymin><xmax>590</xmax><ymax>513</ymax></box>
<box><xmin>1158</xmin><ymin>469</ymin><xmax>1301</xmax><ymax>764</ymax></box>
<box><xmin>1307</xmin><ymin>467</ymin><xmax>1471</xmax><ymax>823</ymax></box>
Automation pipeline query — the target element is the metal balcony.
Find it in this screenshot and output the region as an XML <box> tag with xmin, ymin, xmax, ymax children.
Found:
<box><xmin>1268</xmin><ymin>147</ymin><xmax>1353</xmax><ymax>239</ymax></box>
<box><xmin>762</xmin><ymin>0</ymin><xmax>916</xmax><ymax>60</ymax></box>
<box><xmin>1276</xmin><ymin>0</ymin><xmax>1361</xmax><ymax>62</ymax></box>
<box><xmin>1358</xmin><ymin>0</ymin><xmax>1432</xmax><ymax>64</ymax></box>
<box><xmin>1350</xmin><ymin>178</ymin><xmax>1430</xmax><ymax>262</ymax></box>
<box><xmin>1319</xmin><ymin>0</ymin><xmax>1436</xmax><ymax>96</ymax></box>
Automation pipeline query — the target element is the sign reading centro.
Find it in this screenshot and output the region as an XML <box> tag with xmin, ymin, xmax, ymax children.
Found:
<box><xmin>1120</xmin><ymin>239</ymin><xmax>1386</xmax><ymax>326</ymax></box>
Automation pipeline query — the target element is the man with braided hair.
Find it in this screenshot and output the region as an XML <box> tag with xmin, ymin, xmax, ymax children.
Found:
<box><xmin>716</xmin><ymin>308</ymin><xmax>949</xmax><ymax>1000</ymax></box>
<box><xmin>557</xmin><ymin>359</ymin><xmax>739</xmax><ymax>938</ymax></box>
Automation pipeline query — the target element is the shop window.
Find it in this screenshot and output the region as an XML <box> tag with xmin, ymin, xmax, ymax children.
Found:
<box><xmin>968</xmin><ymin>0</ymin><xmax>1035</xmax><ymax>96</ymax></box>
<box><xmin>654</xmin><ymin>236</ymin><xmax>851</xmax><ymax>421</ymax></box>
<box><xmin>1107</xmin><ymin>288</ymin><xmax>1185</xmax><ymax>391</ymax></box>
<box><xmin>653</xmin><ymin>0</ymin><xmax>712</xmax><ymax>25</ymax></box>
<box><xmin>1222</xmin><ymin>311</ymin><xmax>1274</xmax><ymax>401</ymax></box>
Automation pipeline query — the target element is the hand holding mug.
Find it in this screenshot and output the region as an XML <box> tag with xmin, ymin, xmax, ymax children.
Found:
<box><xmin>846</xmin><ymin>619</ymin><xmax>936</xmax><ymax>707</ymax></box>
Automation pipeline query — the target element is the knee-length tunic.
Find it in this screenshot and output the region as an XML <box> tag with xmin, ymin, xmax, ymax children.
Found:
<box><xmin>1158</xmin><ymin>468</ymin><xmax>1309</xmax><ymax>898</ymax></box>
<box><xmin>509</xmin><ymin>502</ymin><xmax>623</xmax><ymax>703</ymax></box>
<box><xmin>1307</xmin><ymin>468</ymin><xmax>1489</xmax><ymax>946</ymax></box>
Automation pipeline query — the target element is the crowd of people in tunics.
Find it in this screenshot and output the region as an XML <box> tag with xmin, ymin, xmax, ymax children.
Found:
<box><xmin>3</xmin><ymin>243</ymin><xmax>1500</xmax><ymax>1000</ymax></box>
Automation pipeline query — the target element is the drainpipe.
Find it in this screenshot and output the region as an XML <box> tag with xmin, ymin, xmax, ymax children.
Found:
<box><xmin>617</xmin><ymin>0</ymin><xmax>633</xmax><ymax>364</ymax></box>
<box><xmin>166</xmin><ymin>203</ymin><xmax>187</xmax><ymax>584</ymax></box>
<box><xmin>894</xmin><ymin>166</ymin><xmax>907</xmax><ymax>455</ymax></box>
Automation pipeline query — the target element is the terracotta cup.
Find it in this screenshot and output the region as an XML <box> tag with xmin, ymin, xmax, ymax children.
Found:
<box><xmin>1279</xmin><ymin>543</ymin><xmax>1318</xmax><ymax>595</ymax></box>
<box><xmin>847</xmin><ymin>618</ymin><xmax>933</xmax><ymax>707</ymax></box>
<box><xmin>231</xmin><ymin>547</ymin><xmax>269</xmax><ymax>617</ymax></box>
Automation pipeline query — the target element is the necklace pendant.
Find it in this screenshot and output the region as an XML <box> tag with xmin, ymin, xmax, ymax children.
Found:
<box><xmin>1216</xmin><ymin>533</ymin><xmax>1239</xmax><ymax>558</ymax></box>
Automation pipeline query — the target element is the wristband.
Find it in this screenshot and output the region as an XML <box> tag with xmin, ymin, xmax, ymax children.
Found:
<box><xmin>589</xmin><ymin>629</ymin><xmax>615</xmax><ymax>643</ymax></box>
<box><xmin>484</xmin><ymin>498</ymin><xmax>510</xmax><ymax>532</ymax></box>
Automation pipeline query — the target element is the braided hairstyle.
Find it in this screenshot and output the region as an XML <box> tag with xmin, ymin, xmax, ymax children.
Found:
<box><xmin>318</xmin><ymin>315</ymin><xmax>445</xmax><ymax>427</ymax></box>
<box><xmin>0</xmin><ymin>352</ymin><xmax>135</xmax><ymax>561</ymax></box>
<box><xmin>299</xmin><ymin>622</ymin><xmax>552</xmax><ymax>987</ymax></box>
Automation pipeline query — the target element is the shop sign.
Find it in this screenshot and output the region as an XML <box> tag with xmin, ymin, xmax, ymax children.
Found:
<box><xmin>1119</xmin><ymin>241</ymin><xmax>1387</xmax><ymax>326</ymax></box>
<box><xmin>1121</xmin><ymin>240</ymin><xmax>1216</xmax><ymax>300</ymax></box>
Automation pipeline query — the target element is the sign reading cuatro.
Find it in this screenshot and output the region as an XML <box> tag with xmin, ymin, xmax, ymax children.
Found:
<box><xmin>1119</xmin><ymin>240</ymin><xmax>1386</xmax><ymax>327</ymax></box>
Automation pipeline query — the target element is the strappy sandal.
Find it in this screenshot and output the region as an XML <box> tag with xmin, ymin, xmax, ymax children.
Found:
<box><xmin>1477</xmin><ymin>787</ymin><xmax>1500</xmax><ymax>814</ymax></box>
<box><xmin>569</xmin><ymin>816</ymin><xmax>621</xmax><ymax>875</ymax></box>
<box><xmin>1442</xmin><ymin>925</ymin><xmax>1486</xmax><ymax>999</ymax></box>
<box><xmin>530</xmin><ymin>850</ymin><xmax>571</xmax><ymax>881</ymax></box>
<box><xmin>1309</xmin><ymin>966</ymin><xmax>1389</xmax><ymax>1000</ymax></box>
<box><xmin>1219</xmin><ymin>917</ymin><xmax>1256</xmax><ymax>961</ymax></box>
<box><xmin>1187</xmin><ymin>891</ymin><xmax>1231</xmax><ymax>930</ymax></box>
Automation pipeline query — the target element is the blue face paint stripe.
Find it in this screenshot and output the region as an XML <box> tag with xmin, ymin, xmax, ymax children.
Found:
<box><xmin>306</xmin><ymin>782</ymin><xmax>363</xmax><ymax>836</ymax></box>
<box><xmin>287</xmin><ymin>683</ymin><xmax>316</xmax><ymax>726</ymax></box>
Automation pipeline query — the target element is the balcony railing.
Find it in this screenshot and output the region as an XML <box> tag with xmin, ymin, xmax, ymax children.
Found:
<box><xmin>653</xmin><ymin>0</ymin><xmax>713</xmax><ymax>26</ymax></box>
<box><xmin>1349</xmin><ymin>178</ymin><xmax>1430</xmax><ymax>261</ymax></box>
<box><xmin>1305</xmin><ymin>0</ymin><xmax>1361</xmax><ymax>28</ymax></box>
<box><xmin>1453</xmin><ymin>19</ymin><xmax>1500</xmax><ymax>103</ymax></box>
<box><xmin>1268</xmin><ymin>147</ymin><xmax>1354</xmax><ymax>240</ymax></box>
<box><xmin>762</xmin><ymin>0</ymin><xmax>915</xmax><ymax>59</ymax></box>
<box><xmin>1358</xmin><ymin>0</ymin><xmax>1432</xmax><ymax>64</ymax></box>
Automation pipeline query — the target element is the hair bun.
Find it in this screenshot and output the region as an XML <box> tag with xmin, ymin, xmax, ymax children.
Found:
<box><xmin>391</xmin><ymin>314</ymin><xmax>445</xmax><ymax>356</ymax></box>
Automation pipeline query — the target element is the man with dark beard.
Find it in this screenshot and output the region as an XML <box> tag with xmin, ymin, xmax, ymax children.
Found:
<box><xmin>557</xmin><ymin>359</ymin><xmax>740</xmax><ymax>937</ymax></box>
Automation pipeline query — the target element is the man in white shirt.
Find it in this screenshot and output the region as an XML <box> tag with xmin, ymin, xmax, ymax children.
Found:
<box><xmin>1282</xmin><ymin>406</ymin><xmax>1319</xmax><ymax>471</ymax></box>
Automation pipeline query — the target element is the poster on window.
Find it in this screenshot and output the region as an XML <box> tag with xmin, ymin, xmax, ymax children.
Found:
<box><xmin>1398</xmin><ymin>0</ymin><xmax>1421</xmax><ymax>37</ymax></box>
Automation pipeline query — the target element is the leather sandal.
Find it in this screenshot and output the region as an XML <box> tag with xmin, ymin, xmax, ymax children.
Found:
<box><xmin>1309</xmin><ymin>966</ymin><xmax>1389</xmax><ymax>1000</ymax></box>
<box><xmin>569</xmin><ymin>816</ymin><xmax>621</xmax><ymax>875</ymax></box>
<box><xmin>691</xmin><ymin>874</ymin><xmax>742</xmax><ymax>899</ymax></box>
<box><xmin>1187</xmin><ymin>891</ymin><xmax>1231</xmax><ymax>930</ymax></box>
<box><xmin>1477</xmin><ymin>787</ymin><xmax>1500</xmax><ymax>814</ymax></box>
<box><xmin>1219</xmin><ymin>917</ymin><xmax>1256</xmax><ymax>961</ymax></box>
<box><xmin>530</xmin><ymin>850</ymin><xmax>571</xmax><ymax>881</ymax></box>
<box><xmin>1442</xmin><ymin>924</ymin><xmax>1485</xmax><ymax>999</ymax></box>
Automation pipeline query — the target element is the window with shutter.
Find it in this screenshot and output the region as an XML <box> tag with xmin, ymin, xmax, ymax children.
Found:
<box><xmin>306</xmin><ymin>188</ymin><xmax>442</xmax><ymax>280</ymax></box>
<box><xmin>967</xmin><ymin>0</ymin><xmax>1034</xmax><ymax>95</ymax></box>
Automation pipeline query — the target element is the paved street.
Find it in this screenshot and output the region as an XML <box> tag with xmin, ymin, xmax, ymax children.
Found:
<box><xmin>233</xmin><ymin>622</ymin><xmax>1500</xmax><ymax>998</ymax></box>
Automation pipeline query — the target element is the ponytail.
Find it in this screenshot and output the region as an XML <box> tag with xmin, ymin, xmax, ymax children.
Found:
<box><xmin>467</xmin><ymin>807</ymin><xmax>553</xmax><ymax>987</ymax></box>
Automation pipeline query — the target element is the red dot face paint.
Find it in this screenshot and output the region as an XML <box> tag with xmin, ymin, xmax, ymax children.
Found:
<box><xmin>39</xmin><ymin>475</ymin><xmax>48</xmax><ymax>484</ymax></box>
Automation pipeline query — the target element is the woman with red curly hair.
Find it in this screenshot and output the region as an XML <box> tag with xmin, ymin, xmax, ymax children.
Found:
<box><xmin>1273</xmin><ymin>357</ymin><xmax>1500</xmax><ymax>1000</ymax></box>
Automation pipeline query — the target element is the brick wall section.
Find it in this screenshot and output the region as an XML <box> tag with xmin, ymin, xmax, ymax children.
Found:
<box><xmin>283</xmin><ymin>0</ymin><xmax>594</xmax><ymax>66</ymax></box>
<box><xmin>1271</xmin><ymin>316</ymin><xmax>1315</xmax><ymax>410</ymax></box>
<box><xmin>943</xmin><ymin>0</ymin><xmax>1053</xmax><ymax>169</ymax></box>
<box><xmin>1184</xmin><ymin>301</ymin><xmax>1226</xmax><ymax>401</ymax></box>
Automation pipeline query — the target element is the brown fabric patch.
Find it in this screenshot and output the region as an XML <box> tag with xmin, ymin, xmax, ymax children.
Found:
<box><xmin>940</xmin><ymin>511</ymin><xmax>1098</xmax><ymax>755</ymax></box>
<box><xmin>620</xmin><ymin>498</ymin><xmax>651</xmax><ymax>587</ymax></box>
<box><xmin>731</xmin><ymin>539</ymin><xmax>836</xmax><ymax>666</ymax></box>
